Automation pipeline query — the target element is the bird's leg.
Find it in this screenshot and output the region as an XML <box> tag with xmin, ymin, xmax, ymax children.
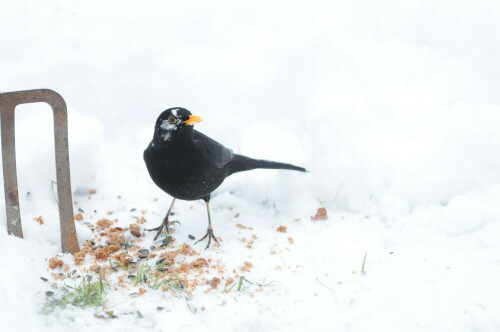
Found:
<box><xmin>195</xmin><ymin>198</ymin><xmax>218</xmax><ymax>249</ymax></box>
<box><xmin>145</xmin><ymin>198</ymin><xmax>176</xmax><ymax>241</ymax></box>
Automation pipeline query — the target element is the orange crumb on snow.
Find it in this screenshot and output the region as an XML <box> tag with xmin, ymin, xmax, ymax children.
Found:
<box><xmin>276</xmin><ymin>226</ymin><xmax>287</xmax><ymax>233</ymax></box>
<box><xmin>48</xmin><ymin>257</ymin><xmax>63</xmax><ymax>269</ymax></box>
<box><xmin>311</xmin><ymin>207</ymin><xmax>328</xmax><ymax>221</ymax></box>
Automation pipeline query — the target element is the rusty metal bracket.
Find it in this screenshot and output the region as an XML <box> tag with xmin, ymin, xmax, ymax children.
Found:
<box><xmin>0</xmin><ymin>89</ymin><xmax>80</xmax><ymax>253</ymax></box>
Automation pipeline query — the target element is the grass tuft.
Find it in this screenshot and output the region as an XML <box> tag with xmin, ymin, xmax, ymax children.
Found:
<box><xmin>42</xmin><ymin>273</ymin><xmax>108</xmax><ymax>313</ymax></box>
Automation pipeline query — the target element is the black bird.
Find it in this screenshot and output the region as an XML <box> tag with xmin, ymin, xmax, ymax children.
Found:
<box><xmin>144</xmin><ymin>107</ymin><xmax>306</xmax><ymax>248</ymax></box>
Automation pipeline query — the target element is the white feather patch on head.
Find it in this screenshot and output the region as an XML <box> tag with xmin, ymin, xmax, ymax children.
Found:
<box><xmin>172</xmin><ymin>109</ymin><xmax>179</xmax><ymax>117</ymax></box>
<box><xmin>160</xmin><ymin>119</ymin><xmax>179</xmax><ymax>141</ymax></box>
<box><xmin>160</xmin><ymin>120</ymin><xmax>178</xmax><ymax>131</ymax></box>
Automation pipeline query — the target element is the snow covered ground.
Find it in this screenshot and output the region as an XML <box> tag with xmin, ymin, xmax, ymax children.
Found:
<box><xmin>1</xmin><ymin>0</ymin><xmax>500</xmax><ymax>331</ymax></box>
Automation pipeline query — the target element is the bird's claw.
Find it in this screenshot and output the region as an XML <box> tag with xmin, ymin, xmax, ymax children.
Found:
<box><xmin>195</xmin><ymin>228</ymin><xmax>218</xmax><ymax>249</ymax></box>
<box><xmin>145</xmin><ymin>220</ymin><xmax>178</xmax><ymax>241</ymax></box>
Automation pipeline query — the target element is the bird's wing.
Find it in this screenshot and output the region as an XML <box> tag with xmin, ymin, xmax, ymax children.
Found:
<box><xmin>193</xmin><ymin>130</ymin><xmax>233</xmax><ymax>168</ymax></box>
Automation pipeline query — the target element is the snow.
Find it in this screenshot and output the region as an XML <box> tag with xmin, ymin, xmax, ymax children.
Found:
<box><xmin>1</xmin><ymin>0</ymin><xmax>500</xmax><ymax>331</ymax></box>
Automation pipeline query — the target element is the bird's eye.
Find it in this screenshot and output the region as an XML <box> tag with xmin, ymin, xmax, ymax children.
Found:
<box><xmin>168</xmin><ymin>116</ymin><xmax>178</xmax><ymax>124</ymax></box>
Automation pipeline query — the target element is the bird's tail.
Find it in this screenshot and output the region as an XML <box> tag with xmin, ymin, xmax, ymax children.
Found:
<box><xmin>229</xmin><ymin>154</ymin><xmax>307</xmax><ymax>175</ymax></box>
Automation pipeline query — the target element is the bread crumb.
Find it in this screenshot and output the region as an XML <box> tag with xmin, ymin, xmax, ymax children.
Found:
<box><xmin>287</xmin><ymin>237</ymin><xmax>294</xmax><ymax>244</ymax></box>
<box><xmin>96</xmin><ymin>218</ymin><xmax>113</xmax><ymax>230</ymax></box>
<box><xmin>191</xmin><ymin>258</ymin><xmax>209</xmax><ymax>269</ymax></box>
<box><xmin>130</xmin><ymin>223</ymin><xmax>141</xmax><ymax>237</ymax></box>
<box><xmin>277</xmin><ymin>226</ymin><xmax>287</xmax><ymax>233</ymax></box>
<box><xmin>52</xmin><ymin>272</ymin><xmax>66</xmax><ymax>280</ymax></box>
<box><xmin>48</xmin><ymin>257</ymin><xmax>64</xmax><ymax>269</ymax></box>
<box><xmin>33</xmin><ymin>216</ymin><xmax>44</xmax><ymax>225</ymax></box>
<box><xmin>89</xmin><ymin>189</ymin><xmax>97</xmax><ymax>195</ymax></box>
<box><xmin>240</xmin><ymin>261</ymin><xmax>253</xmax><ymax>272</ymax></box>
<box><xmin>74</xmin><ymin>213</ymin><xmax>83</xmax><ymax>221</ymax></box>
<box><xmin>236</xmin><ymin>223</ymin><xmax>249</xmax><ymax>229</ymax></box>
<box><xmin>115</xmin><ymin>252</ymin><xmax>133</xmax><ymax>267</ymax></box>
<box><xmin>136</xmin><ymin>217</ymin><xmax>147</xmax><ymax>224</ymax></box>
<box><xmin>138</xmin><ymin>288</ymin><xmax>147</xmax><ymax>296</ymax></box>
<box><xmin>89</xmin><ymin>264</ymin><xmax>100</xmax><ymax>272</ymax></box>
<box><xmin>95</xmin><ymin>245</ymin><xmax>120</xmax><ymax>260</ymax></box>
<box><xmin>108</xmin><ymin>233</ymin><xmax>126</xmax><ymax>246</ymax></box>
<box><xmin>311</xmin><ymin>207</ymin><xmax>328</xmax><ymax>221</ymax></box>
<box><xmin>210</xmin><ymin>277</ymin><xmax>221</xmax><ymax>289</ymax></box>
<box><xmin>234</xmin><ymin>213</ymin><xmax>240</xmax><ymax>218</ymax></box>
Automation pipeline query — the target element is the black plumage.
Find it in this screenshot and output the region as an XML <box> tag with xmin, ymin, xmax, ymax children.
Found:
<box><xmin>144</xmin><ymin>107</ymin><xmax>306</xmax><ymax>248</ymax></box>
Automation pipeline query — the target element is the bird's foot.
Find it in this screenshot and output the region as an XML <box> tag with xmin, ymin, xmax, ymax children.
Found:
<box><xmin>145</xmin><ymin>220</ymin><xmax>179</xmax><ymax>241</ymax></box>
<box><xmin>195</xmin><ymin>227</ymin><xmax>218</xmax><ymax>249</ymax></box>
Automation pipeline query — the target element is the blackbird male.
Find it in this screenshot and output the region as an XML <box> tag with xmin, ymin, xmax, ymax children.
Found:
<box><xmin>144</xmin><ymin>107</ymin><xmax>306</xmax><ymax>248</ymax></box>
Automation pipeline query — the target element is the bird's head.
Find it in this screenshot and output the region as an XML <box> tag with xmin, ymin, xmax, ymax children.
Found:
<box><xmin>153</xmin><ymin>107</ymin><xmax>203</xmax><ymax>143</ymax></box>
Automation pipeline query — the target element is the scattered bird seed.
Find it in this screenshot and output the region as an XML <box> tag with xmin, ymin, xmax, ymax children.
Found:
<box><xmin>130</xmin><ymin>208</ymin><xmax>137</xmax><ymax>212</ymax></box>
<box><xmin>45</xmin><ymin>291</ymin><xmax>54</xmax><ymax>297</ymax></box>
<box><xmin>26</xmin><ymin>192</ymin><xmax>32</xmax><ymax>201</ymax></box>
<box><xmin>137</xmin><ymin>249</ymin><xmax>149</xmax><ymax>258</ymax></box>
<box><xmin>40</xmin><ymin>277</ymin><xmax>48</xmax><ymax>282</ymax></box>
<box><xmin>78</xmin><ymin>208</ymin><xmax>85</xmax><ymax>213</ymax></box>
<box><xmin>127</xmin><ymin>275</ymin><xmax>136</xmax><ymax>279</ymax></box>
<box><xmin>156</xmin><ymin>257</ymin><xmax>166</xmax><ymax>265</ymax></box>
<box><xmin>157</xmin><ymin>267</ymin><xmax>168</xmax><ymax>272</ymax></box>
<box><xmin>129</xmin><ymin>292</ymin><xmax>139</xmax><ymax>297</ymax></box>
<box><xmin>136</xmin><ymin>311</ymin><xmax>143</xmax><ymax>319</ymax></box>
<box><xmin>156</xmin><ymin>306</ymin><xmax>164</xmax><ymax>311</ymax></box>
<box><xmin>188</xmin><ymin>235</ymin><xmax>195</xmax><ymax>240</ymax></box>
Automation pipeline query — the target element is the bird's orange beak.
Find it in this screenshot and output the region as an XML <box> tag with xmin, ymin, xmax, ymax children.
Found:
<box><xmin>183</xmin><ymin>115</ymin><xmax>203</xmax><ymax>125</ymax></box>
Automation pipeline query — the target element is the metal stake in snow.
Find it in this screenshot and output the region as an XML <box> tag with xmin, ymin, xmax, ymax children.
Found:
<box><xmin>0</xmin><ymin>89</ymin><xmax>80</xmax><ymax>253</ymax></box>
